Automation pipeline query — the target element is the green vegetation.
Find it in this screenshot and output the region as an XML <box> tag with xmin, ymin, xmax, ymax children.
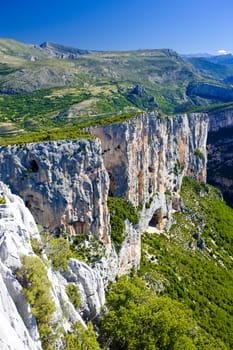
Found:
<box><xmin>63</xmin><ymin>321</ymin><xmax>100</xmax><ymax>350</ymax></box>
<box><xmin>0</xmin><ymin>88</ymin><xmax>91</xmax><ymax>126</ymax></box>
<box><xmin>0</xmin><ymin>195</ymin><xmax>6</xmax><ymax>204</ymax></box>
<box><xmin>16</xmin><ymin>256</ymin><xmax>56</xmax><ymax>349</ymax></box>
<box><xmin>45</xmin><ymin>237</ymin><xmax>72</xmax><ymax>271</ymax></box>
<box><xmin>108</xmin><ymin>197</ymin><xmax>140</xmax><ymax>250</ymax></box>
<box><xmin>0</xmin><ymin>127</ymin><xmax>93</xmax><ymax>146</ymax></box>
<box><xmin>139</xmin><ymin>177</ymin><xmax>233</xmax><ymax>349</ymax></box>
<box><xmin>100</xmin><ymin>276</ymin><xmax>225</xmax><ymax>350</ymax></box>
<box><xmin>69</xmin><ymin>234</ymin><xmax>106</xmax><ymax>264</ymax></box>
<box><xmin>65</xmin><ymin>284</ymin><xmax>80</xmax><ymax>309</ymax></box>
<box><xmin>194</xmin><ymin>148</ymin><xmax>205</xmax><ymax>159</ymax></box>
<box><xmin>174</xmin><ymin>159</ymin><xmax>184</xmax><ymax>175</ymax></box>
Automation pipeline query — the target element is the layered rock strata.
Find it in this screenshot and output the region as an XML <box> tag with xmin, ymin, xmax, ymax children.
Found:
<box><xmin>91</xmin><ymin>111</ymin><xmax>208</xmax><ymax>224</ymax></box>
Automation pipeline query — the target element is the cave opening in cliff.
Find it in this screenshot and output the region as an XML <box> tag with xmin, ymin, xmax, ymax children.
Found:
<box><xmin>149</xmin><ymin>208</ymin><xmax>163</xmax><ymax>228</ymax></box>
<box><xmin>29</xmin><ymin>159</ymin><xmax>39</xmax><ymax>172</ymax></box>
<box><xmin>25</xmin><ymin>194</ymin><xmax>34</xmax><ymax>209</ymax></box>
<box><xmin>108</xmin><ymin>171</ymin><xmax>115</xmax><ymax>196</ymax></box>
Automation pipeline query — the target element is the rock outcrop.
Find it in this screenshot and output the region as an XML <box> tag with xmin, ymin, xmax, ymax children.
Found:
<box><xmin>91</xmin><ymin>111</ymin><xmax>207</xmax><ymax>220</ymax></box>
<box><xmin>207</xmin><ymin>108</ymin><xmax>233</xmax><ymax>206</ymax></box>
<box><xmin>0</xmin><ymin>139</ymin><xmax>110</xmax><ymax>242</ymax></box>
<box><xmin>187</xmin><ymin>82</ymin><xmax>233</xmax><ymax>102</ymax></box>
<box><xmin>0</xmin><ymin>182</ymin><xmax>42</xmax><ymax>350</ymax></box>
<box><xmin>0</xmin><ymin>110</ymin><xmax>210</xmax><ymax>348</ymax></box>
<box><xmin>0</xmin><ymin>182</ymin><xmax>106</xmax><ymax>349</ymax></box>
<box><xmin>62</xmin><ymin>259</ymin><xmax>105</xmax><ymax>320</ymax></box>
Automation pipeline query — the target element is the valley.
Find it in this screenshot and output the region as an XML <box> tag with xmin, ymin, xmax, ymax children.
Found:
<box><xmin>0</xmin><ymin>38</ymin><xmax>232</xmax><ymax>350</ymax></box>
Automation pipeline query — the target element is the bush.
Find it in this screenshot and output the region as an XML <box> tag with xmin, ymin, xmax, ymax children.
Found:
<box><xmin>45</xmin><ymin>237</ymin><xmax>72</xmax><ymax>271</ymax></box>
<box><xmin>194</xmin><ymin>149</ymin><xmax>205</xmax><ymax>160</ymax></box>
<box><xmin>0</xmin><ymin>196</ymin><xmax>6</xmax><ymax>204</ymax></box>
<box><xmin>100</xmin><ymin>276</ymin><xmax>224</xmax><ymax>350</ymax></box>
<box><xmin>107</xmin><ymin>197</ymin><xmax>139</xmax><ymax>250</ymax></box>
<box><xmin>64</xmin><ymin>321</ymin><xmax>100</xmax><ymax>350</ymax></box>
<box><xmin>16</xmin><ymin>256</ymin><xmax>55</xmax><ymax>349</ymax></box>
<box><xmin>66</xmin><ymin>284</ymin><xmax>80</xmax><ymax>309</ymax></box>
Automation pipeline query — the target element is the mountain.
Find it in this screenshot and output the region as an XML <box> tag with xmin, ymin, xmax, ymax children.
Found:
<box><xmin>184</xmin><ymin>54</ymin><xmax>233</xmax><ymax>82</ymax></box>
<box><xmin>0</xmin><ymin>38</ymin><xmax>233</xmax><ymax>349</ymax></box>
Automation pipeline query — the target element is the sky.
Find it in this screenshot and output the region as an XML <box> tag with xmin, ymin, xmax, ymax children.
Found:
<box><xmin>1</xmin><ymin>0</ymin><xmax>233</xmax><ymax>54</ymax></box>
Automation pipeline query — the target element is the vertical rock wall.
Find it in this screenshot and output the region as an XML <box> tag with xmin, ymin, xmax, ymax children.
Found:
<box><xmin>0</xmin><ymin>139</ymin><xmax>110</xmax><ymax>242</ymax></box>
<box><xmin>207</xmin><ymin>109</ymin><xmax>233</xmax><ymax>206</ymax></box>
<box><xmin>91</xmin><ymin>111</ymin><xmax>208</xmax><ymax>219</ymax></box>
<box><xmin>91</xmin><ymin>111</ymin><xmax>208</xmax><ymax>274</ymax></box>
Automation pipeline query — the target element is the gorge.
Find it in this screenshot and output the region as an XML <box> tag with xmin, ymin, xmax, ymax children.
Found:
<box><xmin>0</xmin><ymin>38</ymin><xmax>232</xmax><ymax>349</ymax></box>
<box><xmin>0</xmin><ymin>108</ymin><xmax>230</xmax><ymax>349</ymax></box>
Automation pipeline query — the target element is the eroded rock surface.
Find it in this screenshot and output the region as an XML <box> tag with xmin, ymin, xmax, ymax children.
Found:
<box><xmin>0</xmin><ymin>139</ymin><xmax>110</xmax><ymax>242</ymax></box>
<box><xmin>208</xmin><ymin>108</ymin><xmax>233</xmax><ymax>206</ymax></box>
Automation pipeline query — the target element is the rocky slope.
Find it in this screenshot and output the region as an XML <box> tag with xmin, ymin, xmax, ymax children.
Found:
<box><xmin>0</xmin><ymin>182</ymin><xmax>43</xmax><ymax>350</ymax></box>
<box><xmin>0</xmin><ymin>181</ymin><xmax>107</xmax><ymax>349</ymax></box>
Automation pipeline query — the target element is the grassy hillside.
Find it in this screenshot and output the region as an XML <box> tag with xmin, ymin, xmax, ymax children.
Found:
<box><xmin>186</xmin><ymin>57</ymin><xmax>233</xmax><ymax>81</ymax></box>
<box><xmin>98</xmin><ymin>177</ymin><xmax>233</xmax><ymax>349</ymax></box>
<box><xmin>0</xmin><ymin>39</ymin><xmax>216</xmax><ymax>142</ymax></box>
<box><xmin>138</xmin><ymin>177</ymin><xmax>233</xmax><ymax>349</ymax></box>
<box><xmin>1</xmin><ymin>38</ymin><xmax>233</xmax><ymax>144</ymax></box>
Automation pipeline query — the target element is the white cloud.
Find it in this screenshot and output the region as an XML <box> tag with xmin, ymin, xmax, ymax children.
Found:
<box><xmin>217</xmin><ymin>49</ymin><xmax>229</xmax><ymax>55</ymax></box>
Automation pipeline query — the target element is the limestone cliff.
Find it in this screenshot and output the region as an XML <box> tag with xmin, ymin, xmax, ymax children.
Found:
<box><xmin>0</xmin><ymin>182</ymin><xmax>42</xmax><ymax>350</ymax></box>
<box><xmin>0</xmin><ymin>139</ymin><xmax>109</xmax><ymax>242</ymax></box>
<box><xmin>0</xmin><ymin>110</ymin><xmax>209</xmax><ymax>348</ymax></box>
<box><xmin>0</xmin><ymin>182</ymin><xmax>106</xmax><ymax>349</ymax></box>
<box><xmin>90</xmin><ymin>112</ymin><xmax>207</xmax><ymax>272</ymax></box>
<box><xmin>0</xmin><ymin>112</ymin><xmax>208</xmax><ymax>276</ymax></box>
<box><xmin>207</xmin><ymin>108</ymin><xmax>233</xmax><ymax>206</ymax></box>
<box><xmin>91</xmin><ymin>112</ymin><xmax>207</xmax><ymax>207</ymax></box>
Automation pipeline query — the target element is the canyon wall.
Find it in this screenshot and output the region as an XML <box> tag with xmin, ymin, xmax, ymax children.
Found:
<box><xmin>0</xmin><ymin>112</ymin><xmax>208</xmax><ymax>276</ymax></box>
<box><xmin>0</xmin><ymin>111</ymin><xmax>209</xmax><ymax>348</ymax></box>
<box><xmin>207</xmin><ymin>109</ymin><xmax>233</xmax><ymax>206</ymax></box>
<box><xmin>91</xmin><ymin>111</ymin><xmax>207</xmax><ymax>221</ymax></box>
<box><xmin>0</xmin><ymin>139</ymin><xmax>109</xmax><ymax>242</ymax></box>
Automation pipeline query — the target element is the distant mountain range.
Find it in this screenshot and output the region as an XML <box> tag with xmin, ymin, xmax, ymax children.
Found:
<box><xmin>1</xmin><ymin>38</ymin><xmax>233</xmax><ymax>140</ymax></box>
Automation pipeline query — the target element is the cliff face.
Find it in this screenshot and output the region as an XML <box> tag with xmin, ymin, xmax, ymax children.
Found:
<box><xmin>91</xmin><ymin>112</ymin><xmax>208</xmax><ymax>274</ymax></box>
<box><xmin>0</xmin><ymin>112</ymin><xmax>208</xmax><ymax>277</ymax></box>
<box><xmin>91</xmin><ymin>111</ymin><xmax>207</xmax><ymax>219</ymax></box>
<box><xmin>207</xmin><ymin>109</ymin><xmax>233</xmax><ymax>206</ymax></box>
<box><xmin>0</xmin><ymin>139</ymin><xmax>109</xmax><ymax>242</ymax></box>
<box><xmin>0</xmin><ymin>111</ymin><xmax>209</xmax><ymax>348</ymax></box>
<box><xmin>0</xmin><ymin>182</ymin><xmax>42</xmax><ymax>350</ymax></box>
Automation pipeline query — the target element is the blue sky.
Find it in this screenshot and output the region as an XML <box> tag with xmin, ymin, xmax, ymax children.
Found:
<box><xmin>1</xmin><ymin>0</ymin><xmax>232</xmax><ymax>54</ymax></box>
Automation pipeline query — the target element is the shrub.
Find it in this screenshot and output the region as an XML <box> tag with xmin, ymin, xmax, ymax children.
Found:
<box><xmin>107</xmin><ymin>197</ymin><xmax>139</xmax><ymax>250</ymax></box>
<box><xmin>66</xmin><ymin>284</ymin><xmax>80</xmax><ymax>309</ymax></box>
<box><xmin>100</xmin><ymin>276</ymin><xmax>224</xmax><ymax>350</ymax></box>
<box><xmin>45</xmin><ymin>237</ymin><xmax>72</xmax><ymax>271</ymax></box>
<box><xmin>194</xmin><ymin>149</ymin><xmax>205</xmax><ymax>160</ymax></box>
<box><xmin>0</xmin><ymin>196</ymin><xmax>6</xmax><ymax>204</ymax></box>
<box><xmin>16</xmin><ymin>256</ymin><xmax>55</xmax><ymax>349</ymax></box>
<box><xmin>64</xmin><ymin>321</ymin><xmax>100</xmax><ymax>350</ymax></box>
